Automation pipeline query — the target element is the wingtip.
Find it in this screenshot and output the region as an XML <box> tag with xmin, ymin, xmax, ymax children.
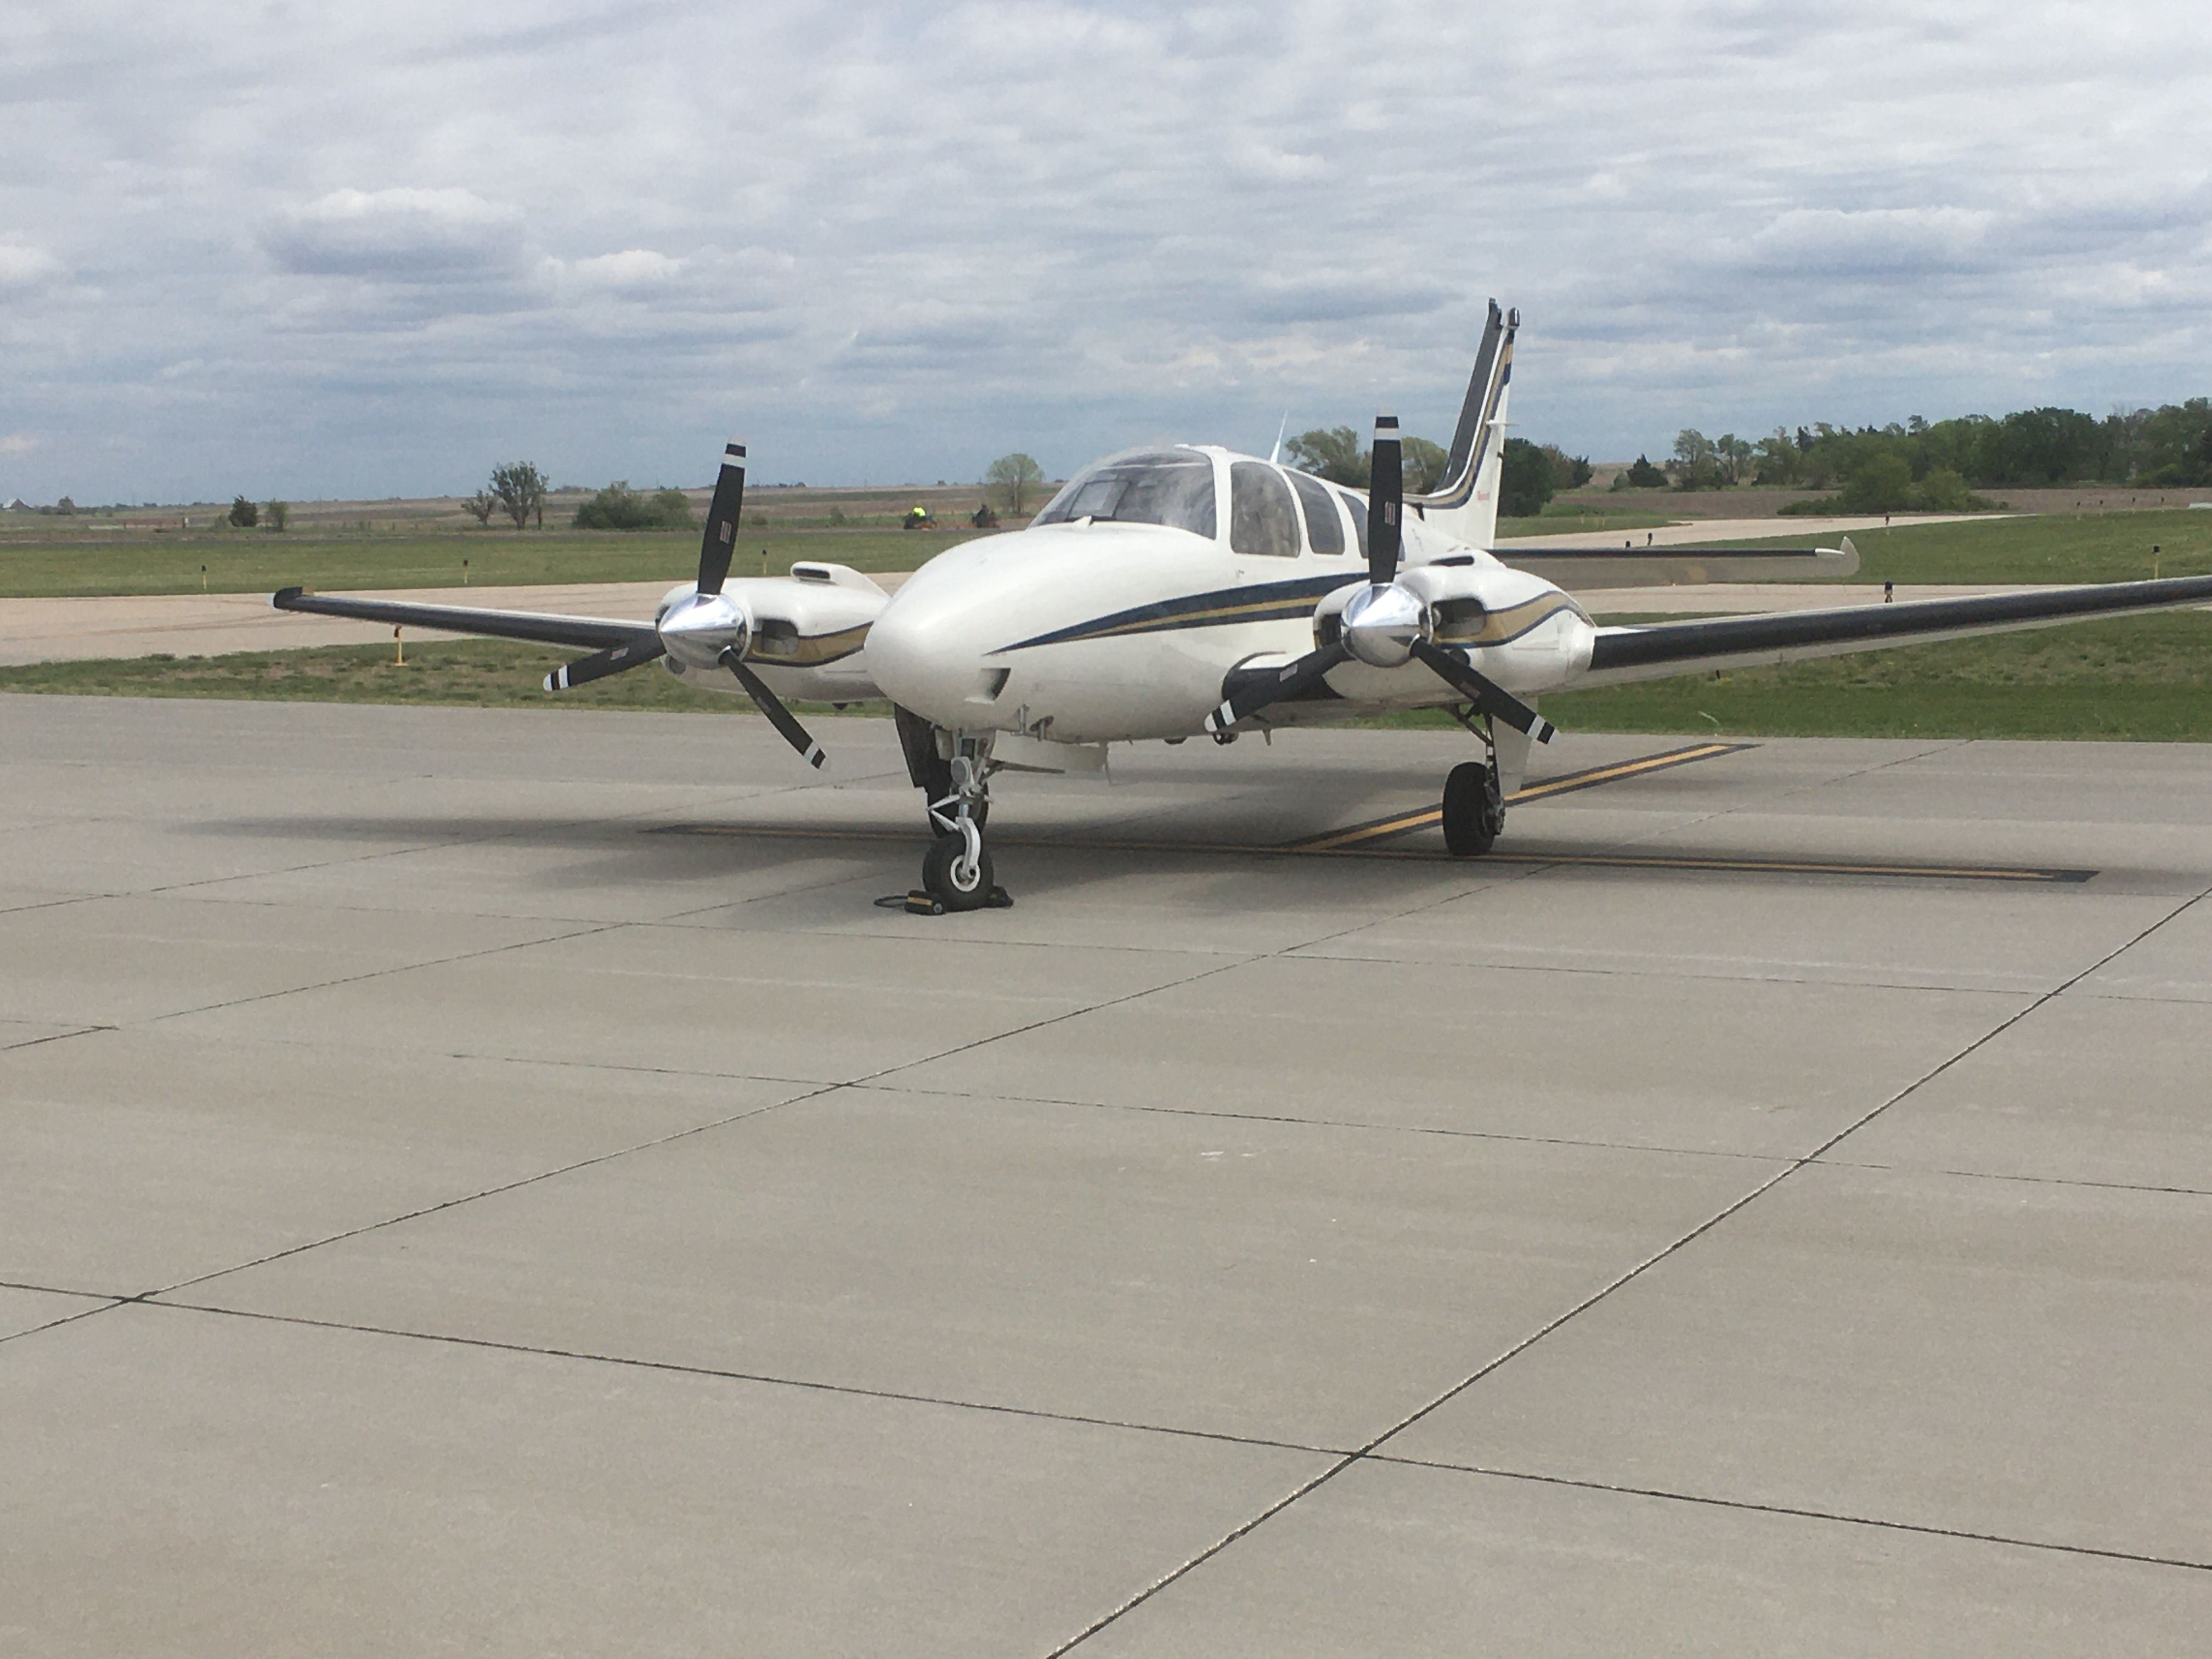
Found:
<box><xmin>270</xmin><ymin>586</ymin><xmax>304</xmax><ymax>610</ymax></box>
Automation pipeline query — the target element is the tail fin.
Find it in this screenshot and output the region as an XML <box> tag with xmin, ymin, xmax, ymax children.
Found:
<box><xmin>1410</xmin><ymin>300</ymin><xmax>1516</xmax><ymax>550</ymax></box>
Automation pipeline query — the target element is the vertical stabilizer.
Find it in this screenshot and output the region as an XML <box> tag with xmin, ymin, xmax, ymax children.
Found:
<box><xmin>1410</xmin><ymin>300</ymin><xmax>1516</xmax><ymax>550</ymax></box>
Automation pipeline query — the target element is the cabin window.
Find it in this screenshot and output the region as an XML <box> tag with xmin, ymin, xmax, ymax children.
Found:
<box><xmin>1031</xmin><ymin>449</ymin><xmax>1217</xmax><ymax>539</ymax></box>
<box><xmin>1341</xmin><ymin>490</ymin><xmax>1369</xmax><ymax>561</ymax></box>
<box><xmin>1288</xmin><ymin>470</ymin><xmax>1346</xmax><ymax>556</ymax></box>
<box><xmin>1228</xmin><ymin>461</ymin><xmax>1300</xmax><ymax>558</ymax></box>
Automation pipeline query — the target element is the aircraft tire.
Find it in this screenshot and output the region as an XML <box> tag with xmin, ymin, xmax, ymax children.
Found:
<box><xmin>1442</xmin><ymin>760</ymin><xmax>1503</xmax><ymax>857</ymax></box>
<box><xmin>922</xmin><ymin>832</ymin><xmax>995</xmax><ymax>911</ymax></box>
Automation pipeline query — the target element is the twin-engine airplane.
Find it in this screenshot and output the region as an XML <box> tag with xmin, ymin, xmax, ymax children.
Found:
<box><xmin>276</xmin><ymin>302</ymin><xmax>2212</xmax><ymax>910</ymax></box>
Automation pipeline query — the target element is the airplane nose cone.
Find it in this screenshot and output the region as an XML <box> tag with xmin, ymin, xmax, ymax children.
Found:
<box><xmin>866</xmin><ymin>581</ymin><xmax>1002</xmax><ymax>727</ymax></box>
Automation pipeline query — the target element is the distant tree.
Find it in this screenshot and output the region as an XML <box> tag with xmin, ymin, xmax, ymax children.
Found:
<box><xmin>1753</xmin><ymin>428</ymin><xmax>1802</xmax><ymax>486</ymax></box>
<box><xmin>489</xmin><ymin>461</ymin><xmax>548</xmax><ymax>530</ymax></box>
<box><xmin>1716</xmin><ymin>433</ymin><xmax>1753</xmax><ymax>487</ymax></box>
<box><xmin>1499</xmin><ymin>437</ymin><xmax>1558</xmax><ymax>518</ymax></box>
<box><xmin>1910</xmin><ymin>468</ymin><xmax>1976</xmax><ymax>512</ymax></box>
<box><xmin>1669</xmin><ymin>429</ymin><xmax>1725</xmax><ymax>491</ymax></box>
<box><xmin>52</xmin><ymin>495</ymin><xmax>76</xmax><ymax>516</ymax></box>
<box><xmin>228</xmin><ymin>495</ymin><xmax>258</xmax><ymax>528</ymax></box>
<box><xmin>647</xmin><ymin>487</ymin><xmax>694</xmax><ymax>529</ymax></box>
<box><xmin>463</xmin><ymin>489</ymin><xmax>498</xmax><ymax>527</ymax></box>
<box><xmin>1284</xmin><ymin>426</ymin><xmax>1368</xmax><ymax>487</ymax></box>
<box><xmin>1538</xmin><ymin>444</ymin><xmax>1592</xmax><ymax>492</ymax></box>
<box><xmin>1285</xmin><ymin>426</ymin><xmax>1448</xmax><ymax>492</ymax></box>
<box><xmin>985</xmin><ymin>452</ymin><xmax>1046</xmax><ymax>516</ymax></box>
<box><xmin>1615</xmin><ymin>454</ymin><xmax>1669</xmax><ymax>489</ymax></box>
<box><xmin>571</xmin><ymin>481</ymin><xmax>695</xmax><ymax>531</ymax></box>
<box><xmin>263</xmin><ymin>500</ymin><xmax>289</xmax><ymax>531</ymax></box>
<box><xmin>1839</xmin><ymin>452</ymin><xmax>1915</xmax><ymax>512</ymax></box>
<box><xmin>1402</xmin><ymin>436</ymin><xmax>1449</xmax><ymax>494</ymax></box>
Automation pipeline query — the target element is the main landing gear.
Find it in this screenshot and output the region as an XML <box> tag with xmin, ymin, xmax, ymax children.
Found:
<box><xmin>916</xmin><ymin>732</ymin><xmax>1011</xmax><ymax>914</ymax></box>
<box><xmin>1440</xmin><ymin>706</ymin><xmax>1510</xmax><ymax>857</ymax></box>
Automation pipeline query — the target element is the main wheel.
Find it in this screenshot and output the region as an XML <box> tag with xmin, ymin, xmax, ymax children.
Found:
<box><xmin>1442</xmin><ymin>760</ymin><xmax>1504</xmax><ymax>856</ymax></box>
<box><xmin>921</xmin><ymin>832</ymin><xmax>995</xmax><ymax>912</ymax></box>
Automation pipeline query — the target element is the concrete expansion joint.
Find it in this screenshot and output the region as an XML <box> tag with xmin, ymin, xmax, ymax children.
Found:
<box><xmin>1355</xmin><ymin>1455</ymin><xmax>2212</xmax><ymax>1576</ymax></box>
<box><xmin>135</xmin><ymin>1297</ymin><xmax>1345</xmax><ymax>1460</ymax></box>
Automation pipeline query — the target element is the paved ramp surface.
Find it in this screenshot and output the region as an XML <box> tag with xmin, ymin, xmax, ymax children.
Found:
<box><xmin>3</xmin><ymin>697</ymin><xmax>2209</xmax><ymax>1655</ymax></box>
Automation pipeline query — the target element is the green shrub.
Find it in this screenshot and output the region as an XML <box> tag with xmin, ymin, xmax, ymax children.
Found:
<box><xmin>572</xmin><ymin>482</ymin><xmax>695</xmax><ymax>531</ymax></box>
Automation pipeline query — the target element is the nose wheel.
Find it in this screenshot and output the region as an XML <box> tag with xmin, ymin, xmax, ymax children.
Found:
<box><xmin>921</xmin><ymin>825</ymin><xmax>997</xmax><ymax>910</ymax></box>
<box><xmin>915</xmin><ymin>738</ymin><xmax>1012</xmax><ymax>913</ymax></box>
<box><xmin>1442</xmin><ymin>757</ymin><xmax>1505</xmax><ymax>857</ymax></box>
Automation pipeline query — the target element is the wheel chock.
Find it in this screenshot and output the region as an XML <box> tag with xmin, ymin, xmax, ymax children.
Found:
<box><xmin>902</xmin><ymin>887</ymin><xmax>1013</xmax><ymax>916</ymax></box>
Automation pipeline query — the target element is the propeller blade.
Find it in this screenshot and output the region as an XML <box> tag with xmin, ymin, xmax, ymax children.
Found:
<box><xmin>1204</xmin><ymin>642</ymin><xmax>1350</xmax><ymax>736</ymax></box>
<box><xmin>1408</xmin><ymin>639</ymin><xmax>1557</xmax><ymax>742</ymax></box>
<box><xmin>541</xmin><ymin>638</ymin><xmax>667</xmax><ymax>692</ymax></box>
<box><xmin>1367</xmin><ymin>412</ymin><xmax>1402</xmax><ymax>586</ymax></box>
<box><xmin>723</xmin><ymin>652</ymin><xmax>826</xmax><ymax>769</ymax></box>
<box><xmin>697</xmin><ymin>439</ymin><xmax>747</xmax><ymax>597</ymax></box>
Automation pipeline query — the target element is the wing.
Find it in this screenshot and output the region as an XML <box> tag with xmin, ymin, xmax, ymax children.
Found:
<box><xmin>270</xmin><ymin>587</ymin><xmax>658</xmax><ymax>653</ymax></box>
<box><xmin>1497</xmin><ymin>539</ymin><xmax>1859</xmax><ymax>590</ymax></box>
<box><xmin>1578</xmin><ymin>574</ymin><xmax>2212</xmax><ymax>687</ymax></box>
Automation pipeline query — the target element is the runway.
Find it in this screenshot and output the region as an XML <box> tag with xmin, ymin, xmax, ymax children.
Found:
<box><xmin>3</xmin><ymin>694</ymin><xmax>2209</xmax><ymax>1654</ymax></box>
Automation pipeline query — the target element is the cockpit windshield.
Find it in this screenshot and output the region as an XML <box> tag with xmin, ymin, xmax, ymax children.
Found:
<box><xmin>1032</xmin><ymin>449</ymin><xmax>1217</xmax><ymax>540</ymax></box>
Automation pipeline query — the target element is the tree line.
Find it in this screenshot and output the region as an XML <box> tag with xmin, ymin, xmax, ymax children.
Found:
<box><xmin>1627</xmin><ymin>398</ymin><xmax>2212</xmax><ymax>513</ymax></box>
<box><xmin>1284</xmin><ymin>426</ymin><xmax>1590</xmax><ymax>518</ymax></box>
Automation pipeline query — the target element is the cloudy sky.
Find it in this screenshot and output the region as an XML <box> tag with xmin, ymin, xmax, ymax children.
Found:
<box><xmin>5</xmin><ymin>1</ymin><xmax>2210</xmax><ymax>502</ymax></box>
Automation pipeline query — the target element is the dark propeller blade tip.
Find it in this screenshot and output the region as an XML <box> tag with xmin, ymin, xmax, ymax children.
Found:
<box><xmin>1368</xmin><ymin>411</ymin><xmax>1404</xmax><ymax>585</ymax></box>
<box><xmin>696</xmin><ymin>438</ymin><xmax>748</xmax><ymax>597</ymax></box>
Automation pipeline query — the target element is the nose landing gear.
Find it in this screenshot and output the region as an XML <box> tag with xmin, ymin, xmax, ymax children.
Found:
<box><xmin>1440</xmin><ymin>704</ymin><xmax>1511</xmax><ymax>857</ymax></box>
<box><xmin>1441</xmin><ymin>757</ymin><xmax>1505</xmax><ymax>856</ymax></box>
<box><xmin>915</xmin><ymin>736</ymin><xmax>1012</xmax><ymax>913</ymax></box>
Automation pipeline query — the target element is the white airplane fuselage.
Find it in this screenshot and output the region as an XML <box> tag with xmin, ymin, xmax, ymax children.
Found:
<box><xmin>684</xmin><ymin>444</ymin><xmax>1595</xmax><ymax>747</ymax></box>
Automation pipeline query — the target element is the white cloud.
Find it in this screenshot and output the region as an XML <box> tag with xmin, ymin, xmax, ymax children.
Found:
<box><xmin>266</xmin><ymin>187</ymin><xmax>526</xmax><ymax>281</ymax></box>
<box><xmin>1</xmin><ymin>0</ymin><xmax>2210</xmax><ymax>500</ymax></box>
<box><xmin>0</xmin><ymin>432</ymin><xmax>41</xmax><ymax>455</ymax></box>
<box><xmin>556</xmin><ymin>249</ymin><xmax>684</xmax><ymax>290</ymax></box>
<box><xmin>0</xmin><ymin>244</ymin><xmax>64</xmax><ymax>290</ymax></box>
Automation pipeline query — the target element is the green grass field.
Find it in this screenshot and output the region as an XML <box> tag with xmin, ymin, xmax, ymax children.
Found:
<box><xmin>1712</xmin><ymin>508</ymin><xmax>2212</xmax><ymax>585</ymax></box>
<box><xmin>0</xmin><ymin>525</ymin><xmax>979</xmax><ymax>599</ymax></box>
<box><xmin>7</xmin><ymin>505</ymin><xmax>2209</xmax><ymax>599</ymax></box>
<box><xmin>4</xmin><ymin>611</ymin><xmax>2206</xmax><ymax>741</ymax></box>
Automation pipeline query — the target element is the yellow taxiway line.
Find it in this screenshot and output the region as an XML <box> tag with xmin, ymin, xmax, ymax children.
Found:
<box><xmin>1286</xmin><ymin>741</ymin><xmax>1755</xmax><ymax>852</ymax></box>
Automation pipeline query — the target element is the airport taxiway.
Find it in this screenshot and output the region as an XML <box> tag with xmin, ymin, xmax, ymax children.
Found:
<box><xmin>3</xmin><ymin>693</ymin><xmax>2209</xmax><ymax>1655</ymax></box>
